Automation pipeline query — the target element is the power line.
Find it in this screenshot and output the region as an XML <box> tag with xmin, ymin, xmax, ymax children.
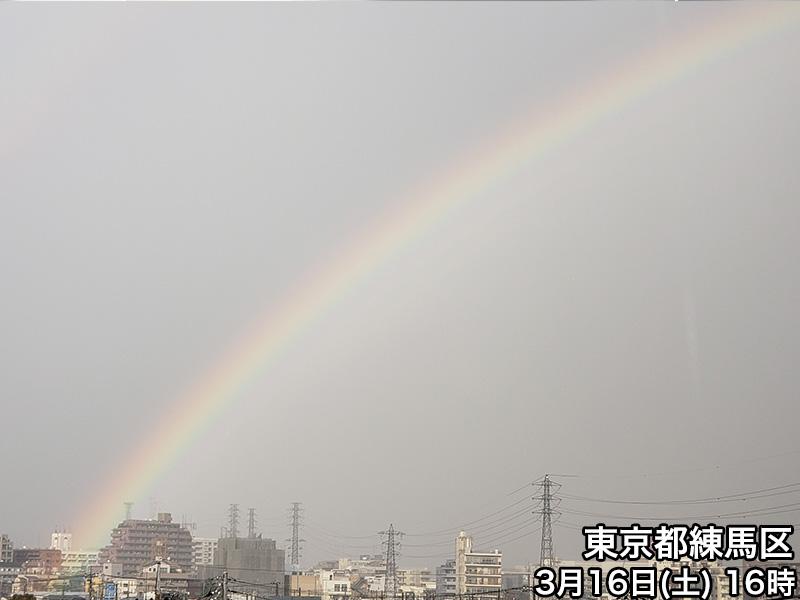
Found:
<box><xmin>302</xmin><ymin>517</ymin><xmax>376</xmax><ymax>540</ymax></box>
<box><xmin>554</xmin><ymin>448</ymin><xmax>800</xmax><ymax>480</ymax></box>
<box><xmin>403</xmin><ymin>505</ymin><xmax>538</xmax><ymax>548</ymax></box>
<box><xmin>294</xmin><ymin>478</ymin><xmax>541</xmax><ymax>546</ymax></box>
<box><xmin>200</xmin><ymin>566</ymin><xmax>286</xmax><ymax>575</ymax></box>
<box><xmin>559</xmin><ymin>499</ymin><xmax>800</xmax><ymax>521</ymax></box>
<box><xmin>405</xmin><ymin>495</ymin><xmax>534</xmax><ymax>538</ymax></box>
<box><xmin>481</xmin><ymin>524</ymin><xmax>543</xmax><ymax>549</ymax></box>
<box><xmin>479</xmin><ymin>516</ymin><xmax>541</xmax><ymax>547</ymax></box>
<box><xmin>560</xmin><ymin>481</ymin><xmax>800</xmax><ymax>506</ymax></box>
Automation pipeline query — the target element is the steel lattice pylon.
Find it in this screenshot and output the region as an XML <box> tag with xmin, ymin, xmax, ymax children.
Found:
<box><xmin>287</xmin><ymin>502</ymin><xmax>304</xmax><ymax>571</ymax></box>
<box><xmin>533</xmin><ymin>474</ymin><xmax>561</xmax><ymax>567</ymax></box>
<box><xmin>228</xmin><ymin>504</ymin><xmax>240</xmax><ymax>539</ymax></box>
<box><xmin>379</xmin><ymin>524</ymin><xmax>404</xmax><ymax>598</ymax></box>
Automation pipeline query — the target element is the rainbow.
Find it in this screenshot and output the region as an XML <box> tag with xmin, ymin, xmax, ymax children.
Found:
<box><xmin>74</xmin><ymin>4</ymin><xmax>799</xmax><ymax>548</ymax></box>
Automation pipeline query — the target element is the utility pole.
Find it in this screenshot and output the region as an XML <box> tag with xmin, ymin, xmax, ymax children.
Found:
<box><xmin>287</xmin><ymin>503</ymin><xmax>304</xmax><ymax>571</ymax></box>
<box><xmin>222</xmin><ymin>572</ymin><xmax>229</xmax><ymax>600</ymax></box>
<box><xmin>379</xmin><ymin>524</ymin><xmax>403</xmax><ymax>599</ymax></box>
<box><xmin>155</xmin><ymin>559</ymin><xmax>162</xmax><ymax>600</ymax></box>
<box><xmin>527</xmin><ymin>562</ymin><xmax>534</xmax><ymax>600</ymax></box>
<box><xmin>248</xmin><ymin>508</ymin><xmax>257</xmax><ymax>538</ymax></box>
<box><xmin>533</xmin><ymin>475</ymin><xmax>561</xmax><ymax>568</ymax></box>
<box><xmin>228</xmin><ymin>504</ymin><xmax>240</xmax><ymax>539</ymax></box>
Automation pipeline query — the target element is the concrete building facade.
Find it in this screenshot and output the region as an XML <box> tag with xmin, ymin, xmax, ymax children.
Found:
<box><xmin>0</xmin><ymin>563</ymin><xmax>20</xmax><ymax>597</ymax></box>
<box><xmin>13</xmin><ymin>548</ymin><xmax>63</xmax><ymax>575</ymax></box>
<box><xmin>139</xmin><ymin>562</ymin><xmax>190</xmax><ymax>600</ymax></box>
<box><xmin>192</xmin><ymin>537</ymin><xmax>218</xmax><ymax>570</ymax></box>
<box><xmin>436</xmin><ymin>559</ymin><xmax>457</xmax><ymax>596</ymax></box>
<box><xmin>398</xmin><ymin>568</ymin><xmax>436</xmax><ymax>599</ymax></box>
<box><xmin>61</xmin><ymin>550</ymin><xmax>100</xmax><ymax>575</ymax></box>
<box><xmin>209</xmin><ymin>536</ymin><xmax>285</xmax><ymax>594</ymax></box>
<box><xmin>0</xmin><ymin>535</ymin><xmax>13</xmax><ymax>563</ymax></box>
<box><xmin>285</xmin><ymin>573</ymin><xmax>322</xmax><ymax>597</ymax></box>
<box><xmin>99</xmin><ymin>513</ymin><xmax>193</xmax><ymax>576</ymax></box>
<box><xmin>51</xmin><ymin>531</ymin><xmax>73</xmax><ymax>553</ymax></box>
<box><xmin>454</xmin><ymin>532</ymin><xmax>502</xmax><ymax>600</ymax></box>
<box><xmin>317</xmin><ymin>569</ymin><xmax>351</xmax><ymax>600</ymax></box>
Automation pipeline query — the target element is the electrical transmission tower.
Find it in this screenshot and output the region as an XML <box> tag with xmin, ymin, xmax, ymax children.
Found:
<box><xmin>248</xmin><ymin>508</ymin><xmax>257</xmax><ymax>538</ymax></box>
<box><xmin>533</xmin><ymin>474</ymin><xmax>561</xmax><ymax>568</ymax></box>
<box><xmin>379</xmin><ymin>524</ymin><xmax>404</xmax><ymax>599</ymax></box>
<box><xmin>228</xmin><ymin>504</ymin><xmax>240</xmax><ymax>539</ymax></box>
<box><xmin>287</xmin><ymin>503</ymin><xmax>304</xmax><ymax>571</ymax></box>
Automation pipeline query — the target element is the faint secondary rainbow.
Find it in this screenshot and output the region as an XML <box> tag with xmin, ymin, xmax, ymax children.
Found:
<box><xmin>75</xmin><ymin>4</ymin><xmax>798</xmax><ymax>548</ymax></box>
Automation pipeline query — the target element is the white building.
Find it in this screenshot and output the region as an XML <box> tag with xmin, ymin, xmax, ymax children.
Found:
<box><xmin>192</xmin><ymin>537</ymin><xmax>218</xmax><ymax>569</ymax></box>
<box><xmin>0</xmin><ymin>563</ymin><xmax>21</xmax><ymax>597</ymax></box>
<box><xmin>322</xmin><ymin>555</ymin><xmax>386</xmax><ymax>597</ymax></box>
<box><xmin>143</xmin><ymin>562</ymin><xmax>174</xmax><ymax>574</ymax></box>
<box><xmin>436</xmin><ymin>559</ymin><xmax>456</xmax><ymax>596</ymax></box>
<box><xmin>61</xmin><ymin>550</ymin><xmax>100</xmax><ymax>575</ymax></box>
<box><xmin>51</xmin><ymin>531</ymin><xmax>73</xmax><ymax>553</ymax></box>
<box><xmin>1</xmin><ymin>535</ymin><xmax>13</xmax><ymax>563</ymax></box>
<box><xmin>138</xmin><ymin>562</ymin><xmax>189</xmax><ymax>600</ymax></box>
<box><xmin>455</xmin><ymin>531</ymin><xmax>502</xmax><ymax>600</ymax></box>
<box><xmin>336</xmin><ymin>555</ymin><xmax>384</xmax><ymax>577</ymax></box>
<box><xmin>104</xmin><ymin>563</ymin><xmax>124</xmax><ymax>577</ymax></box>
<box><xmin>318</xmin><ymin>570</ymin><xmax>351</xmax><ymax>600</ymax></box>
<box><xmin>113</xmin><ymin>578</ymin><xmax>139</xmax><ymax>599</ymax></box>
<box><xmin>398</xmin><ymin>568</ymin><xmax>436</xmax><ymax>598</ymax></box>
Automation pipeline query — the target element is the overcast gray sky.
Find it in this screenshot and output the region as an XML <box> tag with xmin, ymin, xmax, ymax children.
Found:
<box><xmin>2</xmin><ymin>3</ymin><xmax>800</xmax><ymax>568</ymax></box>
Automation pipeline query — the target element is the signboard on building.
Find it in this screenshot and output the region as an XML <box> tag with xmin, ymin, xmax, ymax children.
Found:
<box><xmin>103</xmin><ymin>583</ymin><xmax>117</xmax><ymax>600</ymax></box>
